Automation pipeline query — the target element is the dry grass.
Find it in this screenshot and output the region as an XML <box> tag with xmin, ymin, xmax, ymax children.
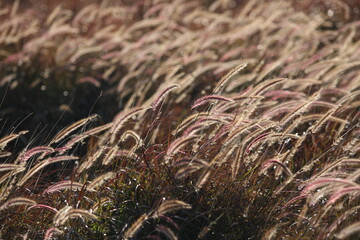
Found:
<box><xmin>0</xmin><ymin>0</ymin><xmax>360</xmax><ymax>239</ymax></box>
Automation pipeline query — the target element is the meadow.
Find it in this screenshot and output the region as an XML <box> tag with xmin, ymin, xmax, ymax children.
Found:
<box><xmin>0</xmin><ymin>0</ymin><xmax>359</xmax><ymax>239</ymax></box>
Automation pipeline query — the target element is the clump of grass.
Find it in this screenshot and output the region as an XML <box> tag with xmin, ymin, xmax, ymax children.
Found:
<box><xmin>1</xmin><ymin>0</ymin><xmax>360</xmax><ymax>239</ymax></box>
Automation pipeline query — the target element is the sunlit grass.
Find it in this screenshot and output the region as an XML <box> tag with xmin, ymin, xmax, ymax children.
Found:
<box><xmin>0</xmin><ymin>0</ymin><xmax>360</xmax><ymax>239</ymax></box>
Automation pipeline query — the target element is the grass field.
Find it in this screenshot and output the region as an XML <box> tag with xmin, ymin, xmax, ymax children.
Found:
<box><xmin>0</xmin><ymin>0</ymin><xmax>359</xmax><ymax>239</ymax></box>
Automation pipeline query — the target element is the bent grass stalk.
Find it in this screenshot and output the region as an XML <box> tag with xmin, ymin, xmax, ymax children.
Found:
<box><xmin>50</xmin><ymin>114</ymin><xmax>99</xmax><ymax>145</ymax></box>
<box><xmin>53</xmin><ymin>206</ymin><xmax>97</xmax><ymax>226</ymax></box>
<box><xmin>0</xmin><ymin>197</ymin><xmax>36</xmax><ymax>211</ymax></box>
<box><xmin>17</xmin><ymin>155</ymin><xmax>79</xmax><ymax>187</ymax></box>
<box><xmin>0</xmin><ymin>131</ymin><xmax>28</xmax><ymax>150</ymax></box>
<box><xmin>43</xmin><ymin>180</ymin><xmax>84</xmax><ymax>194</ymax></box>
